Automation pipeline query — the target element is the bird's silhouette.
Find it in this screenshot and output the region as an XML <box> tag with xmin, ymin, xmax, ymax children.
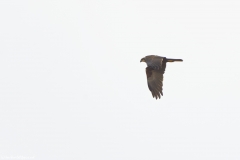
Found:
<box><xmin>140</xmin><ymin>55</ymin><xmax>183</xmax><ymax>99</ymax></box>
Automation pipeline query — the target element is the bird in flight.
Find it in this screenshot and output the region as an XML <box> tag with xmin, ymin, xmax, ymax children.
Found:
<box><xmin>140</xmin><ymin>55</ymin><xmax>183</xmax><ymax>99</ymax></box>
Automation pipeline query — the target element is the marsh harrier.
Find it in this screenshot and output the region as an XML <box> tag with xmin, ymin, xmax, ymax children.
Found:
<box><xmin>140</xmin><ymin>55</ymin><xmax>183</xmax><ymax>99</ymax></box>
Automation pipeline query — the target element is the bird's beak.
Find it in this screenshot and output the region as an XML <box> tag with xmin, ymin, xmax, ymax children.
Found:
<box><xmin>140</xmin><ymin>58</ymin><xmax>145</xmax><ymax>62</ymax></box>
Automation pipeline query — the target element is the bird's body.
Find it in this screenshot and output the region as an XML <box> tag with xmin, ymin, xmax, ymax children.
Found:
<box><xmin>140</xmin><ymin>55</ymin><xmax>183</xmax><ymax>99</ymax></box>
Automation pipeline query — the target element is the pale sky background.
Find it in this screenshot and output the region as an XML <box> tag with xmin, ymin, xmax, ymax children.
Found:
<box><xmin>0</xmin><ymin>0</ymin><xmax>240</xmax><ymax>160</ymax></box>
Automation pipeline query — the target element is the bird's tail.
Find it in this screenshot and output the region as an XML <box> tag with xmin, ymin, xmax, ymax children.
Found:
<box><xmin>166</xmin><ymin>58</ymin><xmax>183</xmax><ymax>62</ymax></box>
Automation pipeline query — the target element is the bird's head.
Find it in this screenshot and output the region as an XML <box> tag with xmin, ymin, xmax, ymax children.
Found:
<box><xmin>140</xmin><ymin>58</ymin><xmax>146</xmax><ymax>63</ymax></box>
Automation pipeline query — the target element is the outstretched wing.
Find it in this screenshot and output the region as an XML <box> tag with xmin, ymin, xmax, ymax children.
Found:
<box><xmin>145</xmin><ymin>55</ymin><xmax>165</xmax><ymax>70</ymax></box>
<box><xmin>146</xmin><ymin>67</ymin><xmax>164</xmax><ymax>99</ymax></box>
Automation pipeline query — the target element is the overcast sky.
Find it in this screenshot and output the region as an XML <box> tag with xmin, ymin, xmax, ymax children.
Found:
<box><xmin>0</xmin><ymin>0</ymin><xmax>240</xmax><ymax>159</ymax></box>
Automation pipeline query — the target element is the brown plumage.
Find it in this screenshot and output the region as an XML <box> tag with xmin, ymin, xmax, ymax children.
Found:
<box><xmin>140</xmin><ymin>55</ymin><xmax>183</xmax><ymax>99</ymax></box>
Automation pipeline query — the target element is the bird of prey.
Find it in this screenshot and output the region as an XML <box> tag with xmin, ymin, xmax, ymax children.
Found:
<box><xmin>140</xmin><ymin>55</ymin><xmax>183</xmax><ymax>99</ymax></box>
